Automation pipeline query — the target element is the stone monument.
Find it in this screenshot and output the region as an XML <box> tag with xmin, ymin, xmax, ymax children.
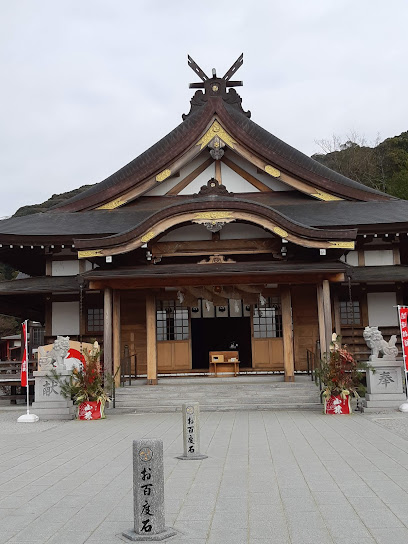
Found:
<box><xmin>363</xmin><ymin>326</ymin><xmax>406</xmax><ymax>410</ymax></box>
<box><xmin>31</xmin><ymin>336</ymin><xmax>75</xmax><ymax>420</ymax></box>
<box><xmin>176</xmin><ymin>402</ymin><xmax>208</xmax><ymax>460</ymax></box>
<box><xmin>122</xmin><ymin>439</ymin><xmax>176</xmax><ymax>541</ymax></box>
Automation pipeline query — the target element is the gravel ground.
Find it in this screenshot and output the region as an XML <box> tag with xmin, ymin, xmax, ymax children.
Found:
<box><xmin>368</xmin><ymin>410</ymin><xmax>408</xmax><ymax>440</ymax></box>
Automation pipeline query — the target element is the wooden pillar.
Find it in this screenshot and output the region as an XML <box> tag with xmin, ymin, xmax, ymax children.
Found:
<box><xmin>322</xmin><ymin>280</ymin><xmax>333</xmax><ymax>350</ymax></box>
<box><xmin>103</xmin><ymin>287</ymin><xmax>113</xmax><ymax>378</ymax></box>
<box><xmin>146</xmin><ymin>292</ymin><xmax>158</xmax><ymax>385</ymax></box>
<box><xmin>281</xmin><ymin>286</ymin><xmax>295</xmax><ymax>383</ymax></box>
<box><xmin>333</xmin><ymin>293</ymin><xmax>341</xmax><ymax>337</ymax></box>
<box><xmin>113</xmin><ymin>290</ymin><xmax>121</xmax><ymax>387</ymax></box>
<box><xmin>317</xmin><ymin>283</ymin><xmax>327</xmax><ymax>359</ymax></box>
<box><xmin>215</xmin><ymin>161</ymin><xmax>222</xmax><ymax>184</ymax></box>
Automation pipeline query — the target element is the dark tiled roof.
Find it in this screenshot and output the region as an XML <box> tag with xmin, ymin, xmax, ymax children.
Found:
<box><xmin>0</xmin><ymin>276</ymin><xmax>80</xmax><ymax>294</ymax></box>
<box><xmin>349</xmin><ymin>265</ymin><xmax>408</xmax><ymax>282</ymax></box>
<box><xmin>53</xmin><ymin>107</ymin><xmax>210</xmax><ymax>210</ymax></box>
<box><xmin>0</xmin><ymin>196</ymin><xmax>407</xmax><ymax>241</ymax></box>
<box><xmin>224</xmin><ymin>104</ymin><xmax>387</xmax><ymax>198</ymax></box>
<box><xmin>273</xmin><ymin>200</ymin><xmax>408</xmax><ymax>227</ymax></box>
<box><xmin>52</xmin><ymin>90</ymin><xmax>392</xmax><ymax>212</ymax></box>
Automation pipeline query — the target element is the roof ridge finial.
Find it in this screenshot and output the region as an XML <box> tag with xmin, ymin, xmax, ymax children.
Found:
<box><xmin>187</xmin><ymin>54</ymin><xmax>244</xmax><ymax>89</ymax></box>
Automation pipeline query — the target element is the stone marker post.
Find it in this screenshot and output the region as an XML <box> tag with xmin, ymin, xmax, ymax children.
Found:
<box><xmin>123</xmin><ymin>439</ymin><xmax>176</xmax><ymax>541</ymax></box>
<box><xmin>176</xmin><ymin>402</ymin><xmax>208</xmax><ymax>460</ymax></box>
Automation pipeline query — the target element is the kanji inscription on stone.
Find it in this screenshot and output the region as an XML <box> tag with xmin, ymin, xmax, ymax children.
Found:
<box><xmin>176</xmin><ymin>402</ymin><xmax>208</xmax><ymax>460</ymax></box>
<box><xmin>122</xmin><ymin>439</ymin><xmax>176</xmax><ymax>541</ymax></box>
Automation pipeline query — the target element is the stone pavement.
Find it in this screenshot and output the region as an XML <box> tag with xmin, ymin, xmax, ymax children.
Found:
<box><xmin>2</xmin><ymin>408</ymin><xmax>408</xmax><ymax>543</ymax></box>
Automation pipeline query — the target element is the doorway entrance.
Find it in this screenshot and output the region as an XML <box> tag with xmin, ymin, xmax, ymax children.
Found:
<box><xmin>191</xmin><ymin>316</ymin><xmax>252</xmax><ymax>369</ymax></box>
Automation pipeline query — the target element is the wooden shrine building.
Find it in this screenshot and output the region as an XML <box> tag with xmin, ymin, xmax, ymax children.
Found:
<box><xmin>0</xmin><ymin>55</ymin><xmax>408</xmax><ymax>384</ymax></box>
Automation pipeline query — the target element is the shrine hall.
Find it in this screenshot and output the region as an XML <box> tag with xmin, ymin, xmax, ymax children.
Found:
<box><xmin>0</xmin><ymin>55</ymin><xmax>408</xmax><ymax>384</ymax></box>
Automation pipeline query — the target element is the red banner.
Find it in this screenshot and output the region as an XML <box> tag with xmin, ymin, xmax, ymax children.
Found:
<box><xmin>398</xmin><ymin>307</ymin><xmax>408</xmax><ymax>371</ymax></box>
<box><xmin>20</xmin><ymin>321</ymin><xmax>27</xmax><ymax>387</ymax></box>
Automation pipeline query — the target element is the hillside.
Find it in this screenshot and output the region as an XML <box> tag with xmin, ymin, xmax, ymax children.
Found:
<box><xmin>312</xmin><ymin>131</ymin><xmax>408</xmax><ymax>200</ymax></box>
<box><xmin>13</xmin><ymin>185</ymin><xmax>94</xmax><ymax>217</ymax></box>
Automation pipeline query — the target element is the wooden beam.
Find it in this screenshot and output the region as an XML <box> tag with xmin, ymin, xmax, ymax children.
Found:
<box><xmin>281</xmin><ymin>286</ymin><xmax>295</xmax><ymax>382</ymax></box>
<box><xmin>221</xmin><ymin>156</ymin><xmax>272</xmax><ymax>192</ymax></box>
<box><xmin>44</xmin><ymin>297</ymin><xmax>52</xmax><ymax>337</ymax></box>
<box><xmin>166</xmin><ymin>157</ymin><xmax>213</xmax><ymax>196</ymax></box>
<box><xmin>113</xmin><ymin>290</ymin><xmax>121</xmax><ymax>387</ymax></box>
<box><xmin>317</xmin><ymin>283</ymin><xmax>326</xmax><ymax>359</ymax></box>
<box><xmin>89</xmin><ymin>273</ymin><xmax>346</xmax><ymax>291</ymax></box>
<box><xmin>151</xmin><ymin>238</ymin><xmax>280</xmax><ymax>258</ymax></box>
<box><xmin>393</xmin><ymin>246</ymin><xmax>401</xmax><ymax>265</ymax></box>
<box><xmin>215</xmin><ymin>160</ymin><xmax>222</xmax><ymax>184</ymax></box>
<box><xmin>146</xmin><ymin>292</ymin><xmax>158</xmax><ymax>385</ymax></box>
<box><xmin>322</xmin><ymin>280</ymin><xmax>333</xmax><ymax>352</ymax></box>
<box><xmin>360</xmin><ymin>288</ymin><xmax>369</xmax><ymax>327</ymax></box>
<box><xmin>103</xmin><ymin>288</ymin><xmax>113</xmax><ymax>378</ymax></box>
<box><xmin>333</xmin><ymin>293</ymin><xmax>341</xmax><ymax>337</ymax></box>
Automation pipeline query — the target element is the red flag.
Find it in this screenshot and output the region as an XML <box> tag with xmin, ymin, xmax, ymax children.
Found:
<box><xmin>399</xmin><ymin>307</ymin><xmax>408</xmax><ymax>371</ymax></box>
<box><xmin>20</xmin><ymin>321</ymin><xmax>27</xmax><ymax>387</ymax></box>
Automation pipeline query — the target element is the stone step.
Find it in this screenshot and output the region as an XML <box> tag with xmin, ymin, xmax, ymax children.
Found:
<box><xmin>115</xmin><ymin>395</ymin><xmax>319</xmax><ymax>405</ymax></box>
<box><xmin>114</xmin><ymin>403</ymin><xmax>323</xmax><ymax>413</ymax></box>
<box><xmin>113</xmin><ymin>375</ymin><xmax>322</xmax><ymax>413</ymax></box>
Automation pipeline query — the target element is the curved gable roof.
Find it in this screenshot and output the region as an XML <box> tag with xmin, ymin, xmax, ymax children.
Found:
<box><xmin>54</xmin><ymin>79</ymin><xmax>393</xmax><ymax>212</ymax></box>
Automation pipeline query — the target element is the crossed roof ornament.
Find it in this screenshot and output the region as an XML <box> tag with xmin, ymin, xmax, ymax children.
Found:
<box><xmin>187</xmin><ymin>53</ymin><xmax>244</xmax><ymax>89</ymax></box>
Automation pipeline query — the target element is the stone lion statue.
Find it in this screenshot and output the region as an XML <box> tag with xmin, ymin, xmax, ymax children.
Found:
<box><xmin>363</xmin><ymin>326</ymin><xmax>398</xmax><ymax>361</ymax></box>
<box><xmin>39</xmin><ymin>336</ymin><xmax>70</xmax><ymax>370</ymax></box>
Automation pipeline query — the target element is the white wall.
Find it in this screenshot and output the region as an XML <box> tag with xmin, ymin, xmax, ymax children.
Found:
<box><xmin>219</xmin><ymin>163</ymin><xmax>260</xmax><ymax>193</ymax></box>
<box><xmin>52</xmin><ymin>260</ymin><xmax>80</xmax><ymax>276</ymax></box>
<box><xmin>144</xmin><ymin>148</ymin><xmax>293</xmax><ymax>197</ymax></box>
<box><xmin>364</xmin><ymin>250</ymin><xmax>394</xmax><ymax>266</ymax></box>
<box><xmin>178</xmin><ymin>164</ymin><xmax>215</xmax><ymax>195</ymax></box>
<box><xmin>223</xmin><ymin>150</ymin><xmax>290</xmax><ymax>191</ymax></box>
<box><xmin>344</xmin><ymin>251</ymin><xmax>359</xmax><ymax>266</ymax></box>
<box><xmin>144</xmin><ymin>155</ymin><xmax>213</xmax><ymax>196</ymax></box>
<box><xmin>367</xmin><ymin>292</ymin><xmax>398</xmax><ymax>326</ymax></box>
<box><xmin>52</xmin><ymin>302</ymin><xmax>80</xmax><ymax>336</ymax></box>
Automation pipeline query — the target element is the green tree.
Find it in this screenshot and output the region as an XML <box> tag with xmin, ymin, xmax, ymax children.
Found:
<box><xmin>312</xmin><ymin>131</ymin><xmax>408</xmax><ymax>199</ymax></box>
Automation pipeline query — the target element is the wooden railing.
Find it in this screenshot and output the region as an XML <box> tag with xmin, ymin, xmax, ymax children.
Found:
<box><xmin>0</xmin><ymin>360</ymin><xmax>36</xmax><ymax>403</ymax></box>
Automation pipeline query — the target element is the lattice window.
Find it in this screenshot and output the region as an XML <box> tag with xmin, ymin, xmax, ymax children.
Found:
<box><xmin>31</xmin><ymin>327</ymin><xmax>44</xmax><ymax>348</ymax></box>
<box><xmin>340</xmin><ymin>300</ymin><xmax>361</xmax><ymax>325</ymax></box>
<box><xmin>156</xmin><ymin>300</ymin><xmax>189</xmax><ymax>341</ymax></box>
<box><xmin>87</xmin><ymin>308</ymin><xmax>104</xmax><ymax>332</ymax></box>
<box><xmin>253</xmin><ymin>297</ymin><xmax>282</xmax><ymax>338</ymax></box>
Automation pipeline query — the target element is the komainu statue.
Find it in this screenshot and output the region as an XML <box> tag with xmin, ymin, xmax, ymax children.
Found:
<box><xmin>363</xmin><ymin>326</ymin><xmax>399</xmax><ymax>361</ymax></box>
<box><xmin>38</xmin><ymin>336</ymin><xmax>70</xmax><ymax>370</ymax></box>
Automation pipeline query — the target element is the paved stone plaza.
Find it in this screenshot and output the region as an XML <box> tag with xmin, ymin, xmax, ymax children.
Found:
<box><xmin>1</xmin><ymin>407</ymin><xmax>408</xmax><ymax>543</ymax></box>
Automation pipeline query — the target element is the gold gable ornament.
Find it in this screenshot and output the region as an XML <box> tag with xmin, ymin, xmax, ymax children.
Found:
<box><xmin>272</xmin><ymin>227</ymin><xmax>289</xmax><ymax>238</ymax></box>
<box><xmin>311</xmin><ymin>189</ymin><xmax>343</xmax><ymax>202</ymax></box>
<box><xmin>328</xmin><ymin>241</ymin><xmax>355</xmax><ymax>249</ymax></box>
<box><xmin>265</xmin><ymin>165</ymin><xmax>281</xmax><ymax>178</ymax></box>
<box><xmin>156</xmin><ymin>169</ymin><xmax>171</xmax><ymax>182</ymax></box>
<box><xmin>78</xmin><ymin>250</ymin><xmax>104</xmax><ymax>259</ymax></box>
<box><xmin>197</xmin><ymin>121</ymin><xmax>236</xmax><ymax>150</ymax></box>
<box><xmin>141</xmin><ymin>231</ymin><xmax>156</xmax><ymax>243</ymax></box>
<box><xmin>193</xmin><ymin>211</ymin><xmax>234</xmax><ymax>220</ymax></box>
<box><xmin>97</xmin><ymin>197</ymin><xmax>127</xmax><ymax>210</ymax></box>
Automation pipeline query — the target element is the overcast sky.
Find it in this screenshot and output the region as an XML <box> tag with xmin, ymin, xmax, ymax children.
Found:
<box><xmin>0</xmin><ymin>1</ymin><xmax>407</xmax><ymax>218</ymax></box>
